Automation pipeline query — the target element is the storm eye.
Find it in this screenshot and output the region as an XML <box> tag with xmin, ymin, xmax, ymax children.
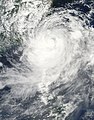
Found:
<box><xmin>26</xmin><ymin>29</ymin><xmax>65</xmax><ymax>69</ymax></box>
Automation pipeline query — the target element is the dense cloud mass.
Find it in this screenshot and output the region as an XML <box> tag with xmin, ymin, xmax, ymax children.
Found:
<box><xmin>0</xmin><ymin>0</ymin><xmax>94</xmax><ymax>120</ymax></box>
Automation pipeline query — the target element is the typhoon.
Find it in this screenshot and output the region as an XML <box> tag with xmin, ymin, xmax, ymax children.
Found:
<box><xmin>0</xmin><ymin>0</ymin><xmax>94</xmax><ymax>120</ymax></box>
